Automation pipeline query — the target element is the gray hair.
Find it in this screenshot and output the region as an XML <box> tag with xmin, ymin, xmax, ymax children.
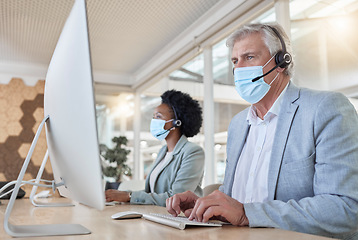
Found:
<box><xmin>226</xmin><ymin>22</ymin><xmax>294</xmax><ymax>77</ymax></box>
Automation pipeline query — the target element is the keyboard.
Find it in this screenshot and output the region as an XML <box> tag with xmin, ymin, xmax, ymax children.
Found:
<box><xmin>142</xmin><ymin>213</ymin><xmax>223</xmax><ymax>230</ymax></box>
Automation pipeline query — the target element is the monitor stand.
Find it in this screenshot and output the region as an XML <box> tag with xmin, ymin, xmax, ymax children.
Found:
<box><xmin>29</xmin><ymin>149</ymin><xmax>74</xmax><ymax>208</ymax></box>
<box><xmin>3</xmin><ymin>116</ymin><xmax>91</xmax><ymax>237</ymax></box>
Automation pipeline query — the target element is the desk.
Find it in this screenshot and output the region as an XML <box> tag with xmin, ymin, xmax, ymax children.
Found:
<box><xmin>0</xmin><ymin>198</ymin><xmax>332</xmax><ymax>240</ymax></box>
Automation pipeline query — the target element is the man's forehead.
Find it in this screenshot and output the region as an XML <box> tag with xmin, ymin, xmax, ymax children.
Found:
<box><xmin>231</xmin><ymin>34</ymin><xmax>266</xmax><ymax>54</ymax></box>
<box><xmin>235</xmin><ymin>32</ymin><xmax>263</xmax><ymax>45</ymax></box>
<box><xmin>232</xmin><ymin>45</ymin><xmax>263</xmax><ymax>57</ymax></box>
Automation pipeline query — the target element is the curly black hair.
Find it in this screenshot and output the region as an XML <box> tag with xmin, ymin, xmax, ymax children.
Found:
<box><xmin>160</xmin><ymin>90</ymin><xmax>202</xmax><ymax>138</ymax></box>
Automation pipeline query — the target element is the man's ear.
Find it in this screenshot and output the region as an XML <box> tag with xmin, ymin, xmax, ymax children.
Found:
<box><xmin>277</xmin><ymin>66</ymin><xmax>286</xmax><ymax>73</ymax></box>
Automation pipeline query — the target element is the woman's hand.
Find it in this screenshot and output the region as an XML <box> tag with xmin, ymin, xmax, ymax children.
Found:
<box><xmin>105</xmin><ymin>189</ymin><xmax>130</xmax><ymax>202</ymax></box>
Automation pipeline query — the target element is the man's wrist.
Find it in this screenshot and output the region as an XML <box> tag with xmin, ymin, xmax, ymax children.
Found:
<box><xmin>241</xmin><ymin>204</ymin><xmax>249</xmax><ymax>226</ymax></box>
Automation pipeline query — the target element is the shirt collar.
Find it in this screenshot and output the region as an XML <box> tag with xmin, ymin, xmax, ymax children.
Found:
<box><xmin>247</xmin><ymin>83</ymin><xmax>289</xmax><ymax>125</ymax></box>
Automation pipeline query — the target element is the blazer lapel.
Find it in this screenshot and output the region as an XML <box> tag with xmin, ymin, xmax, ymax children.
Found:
<box><xmin>145</xmin><ymin>135</ymin><xmax>187</xmax><ymax>192</ymax></box>
<box><xmin>226</xmin><ymin>112</ymin><xmax>250</xmax><ymax>196</ymax></box>
<box><xmin>267</xmin><ymin>82</ymin><xmax>300</xmax><ymax>200</ymax></box>
<box><xmin>144</xmin><ymin>144</ymin><xmax>168</xmax><ymax>192</ymax></box>
<box><xmin>156</xmin><ymin>136</ymin><xmax>187</xmax><ymax>176</ymax></box>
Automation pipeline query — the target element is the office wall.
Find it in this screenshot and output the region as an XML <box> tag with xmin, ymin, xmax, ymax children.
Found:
<box><xmin>0</xmin><ymin>78</ymin><xmax>52</xmax><ymax>197</ymax></box>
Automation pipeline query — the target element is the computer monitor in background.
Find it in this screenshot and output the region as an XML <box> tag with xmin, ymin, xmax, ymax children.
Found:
<box><xmin>4</xmin><ymin>0</ymin><xmax>104</xmax><ymax>237</ymax></box>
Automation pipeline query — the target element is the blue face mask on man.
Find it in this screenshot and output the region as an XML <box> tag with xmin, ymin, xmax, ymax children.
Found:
<box><xmin>234</xmin><ymin>55</ymin><xmax>279</xmax><ymax>104</ymax></box>
<box><xmin>150</xmin><ymin>119</ymin><xmax>174</xmax><ymax>141</ymax></box>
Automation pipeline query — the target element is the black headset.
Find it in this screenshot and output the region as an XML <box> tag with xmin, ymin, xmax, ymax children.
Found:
<box><xmin>171</xmin><ymin>105</ymin><xmax>182</xmax><ymax>127</ymax></box>
<box><xmin>267</xmin><ymin>25</ymin><xmax>291</xmax><ymax>69</ymax></box>
<box><xmin>233</xmin><ymin>25</ymin><xmax>292</xmax><ymax>82</ymax></box>
<box><xmin>250</xmin><ymin>25</ymin><xmax>292</xmax><ymax>82</ymax></box>
<box><xmin>154</xmin><ymin>104</ymin><xmax>182</xmax><ymax>138</ymax></box>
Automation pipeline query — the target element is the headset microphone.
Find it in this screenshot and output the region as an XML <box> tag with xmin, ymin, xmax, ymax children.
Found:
<box><xmin>156</xmin><ymin>129</ymin><xmax>170</xmax><ymax>137</ymax></box>
<box><xmin>251</xmin><ymin>64</ymin><xmax>280</xmax><ymax>82</ymax></box>
<box><xmin>155</xmin><ymin>105</ymin><xmax>182</xmax><ymax>138</ymax></box>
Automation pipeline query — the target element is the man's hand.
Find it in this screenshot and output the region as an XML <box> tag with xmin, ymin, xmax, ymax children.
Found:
<box><xmin>105</xmin><ymin>189</ymin><xmax>130</xmax><ymax>202</ymax></box>
<box><xmin>189</xmin><ymin>190</ymin><xmax>249</xmax><ymax>226</ymax></box>
<box><xmin>166</xmin><ymin>191</ymin><xmax>199</xmax><ymax>217</ymax></box>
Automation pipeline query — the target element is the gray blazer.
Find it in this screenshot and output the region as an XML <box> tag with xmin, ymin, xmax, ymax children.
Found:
<box><xmin>130</xmin><ymin>135</ymin><xmax>204</xmax><ymax>206</ymax></box>
<box><xmin>220</xmin><ymin>82</ymin><xmax>358</xmax><ymax>239</ymax></box>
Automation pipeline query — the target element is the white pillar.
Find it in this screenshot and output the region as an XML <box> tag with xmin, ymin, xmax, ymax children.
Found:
<box><xmin>275</xmin><ymin>0</ymin><xmax>291</xmax><ymax>38</ymax></box>
<box><xmin>203</xmin><ymin>47</ymin><xmax>216</xmax><ymax>185</ymax></box>
<box><xmin>133</xmin><ymin>91</ymin><xmax>143</xmax><ymax>180</ymax></box>
<box><xmin>275</xmin><ymin>0</ymin><xmax>294</xmax><ymax>84</ymax></box>
<box><xmin>105</xmin><ymin>113</ymin><xmax>114</xmax><ymax>147</ymax></box>
<box><xmin>119</xmin><ymin>116</ymin><xmax>127</xmax><ymax>136</ymax></box>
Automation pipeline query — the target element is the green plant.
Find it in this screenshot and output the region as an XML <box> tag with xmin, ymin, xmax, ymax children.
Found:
<box><xmin>100</xmin><ymin>136</ymin><xmax>132</xmax><ymax>182</ymax></box>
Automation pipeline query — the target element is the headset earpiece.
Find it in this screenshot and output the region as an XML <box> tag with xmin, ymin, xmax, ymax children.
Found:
<box><xmin>173</xmin><ymin>119</ymin><xmax>182</xmax><ymax>127</ymax></box>
<box><xmin>274</xmin><ymin>51</ymin><xmax>291</xmax><ymax>68</ymax></box>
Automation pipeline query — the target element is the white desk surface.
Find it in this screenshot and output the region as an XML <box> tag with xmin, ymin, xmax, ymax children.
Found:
<box><xmin>0</xmin><ymin>198</ymin><xmax>333</xmax><ymax>240</ymax></box>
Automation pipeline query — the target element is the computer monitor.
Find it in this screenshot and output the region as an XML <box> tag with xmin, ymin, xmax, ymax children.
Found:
<box><xmin>3</xmin><ymin>0</ymin><xmax>104</xmax><ymax>237</ymax></box>
<box><xmin>44</xmin><ymin>0</ymin><xmax>104</xmax><ymax>211</ymax></box>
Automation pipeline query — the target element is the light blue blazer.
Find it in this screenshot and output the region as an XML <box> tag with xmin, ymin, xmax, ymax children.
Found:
<box><xmin>130</xmin><ymin>135</ymin><xmax>204</xmax><ymax>206</ymax></box>
<box><xmin>220</xmin><ymin>82</ymin><xmax>358</xmax><ymax>239</ymax></box>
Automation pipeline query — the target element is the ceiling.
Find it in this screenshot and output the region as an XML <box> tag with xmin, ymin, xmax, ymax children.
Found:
<box><xmin>2</xmin><ymin>0</ymin><xmax>357</xmax><ymax>96</ymax></box>
<box><xmin>0</xmin><ymin>0</ymin><xmax>229</xmax><ymax>89</ymax></box>
<box><xmin>0</xmin><ymin>0</ymin><xmax>274</xmax><ymax>93</ymax></box>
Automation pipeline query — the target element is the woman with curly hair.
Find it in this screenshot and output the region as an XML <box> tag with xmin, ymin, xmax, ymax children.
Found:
<box><xmin>105</xmin><ymin>90</ymin><xmax>204</xmax><ymax>206</ymax></box>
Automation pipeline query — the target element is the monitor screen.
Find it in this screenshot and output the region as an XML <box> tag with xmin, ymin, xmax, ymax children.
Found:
<box><xmin>44</xmin><ymin>0</ymin><xmax>104</xmax><ymax>211</ymax></box>
<box><xmin>4</xmin><ymin>0</ymin><xmax>104</xmax><ymax>237</ymax></box>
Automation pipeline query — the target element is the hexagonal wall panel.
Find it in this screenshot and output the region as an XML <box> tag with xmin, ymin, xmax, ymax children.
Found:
<box><xmin>7</xmin><ymin>107</ymin><xmax>23</xmax><ymax>122</ymax></box>
<box><xmin>0</xmin><ymin>173</ymin><xmax>5</xmax><ymax>181</ymax></box>
<box><xmin>0</xmin><ymin>84</ymin><xmax>6</xmax><ymax>98</ymax></box>
<box><xmin>0</xmin><ymin>98</ymin><xmax>8</xmax><ymax>113</ymax></box>
<box><xmin>35</xmin><ymin>80</ymin><xmax>45</xmax><ymax>94</ymax></box>
<box><xmin>7</xmin><ymin>121</ymin><xmax>23</xmax><ymax>136</ymax></box>
<box><xmin>22</xmin><ymin>86</ymin><xmax>38</xmax><ymax>101</ymax></box>
<box><xmin>0</xmin><ymin>127</ymin><xmax>8</xmax><ymax>143</ymax></box>
<box><xmin>33</xmin><ymin>107</ymin><xmax>44</xmax><ymax>122</ymax></box>
<box><xmin>0</xmin><ymin>113</ymin><xmax>8</xmax><ymax>128</ymax></box>
<box><xmin>7</xmin><ymin>91</ymin><xmax>25</xmax><ymax>107</ymax></box>
<box><xmin>18</xmin><ymin>143</ymin><xmax>31</xmax><ymax>159</ymax></box>
<box><xmin>8</xmin><ymin>78</ymin><xmax>25</xmax><ymax>92</ymax></box>
<box><xmin>0</xmin><ymin>78</ymin><xmax>51</xmax><ymax>197</ymax></box>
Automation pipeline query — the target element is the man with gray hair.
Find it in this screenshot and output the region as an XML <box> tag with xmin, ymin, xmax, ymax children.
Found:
<box><xmin>166</xmin><ymin>22</ymin><xmax>358</xmax><ymax>239</ymax></box>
